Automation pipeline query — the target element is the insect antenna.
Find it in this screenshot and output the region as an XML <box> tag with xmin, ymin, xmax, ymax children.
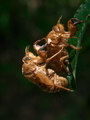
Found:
<box><xmin>57</xmin><ymin>16</ymin><xmax>62</xmax><ymax>24</ymax></box>
<box><xmin>25</xmin><ymin>45</ymin><xmax>30</xmax><ymax>53</ymax></box>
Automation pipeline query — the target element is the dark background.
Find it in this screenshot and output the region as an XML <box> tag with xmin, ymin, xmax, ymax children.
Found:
<box><xmin>0</xmin><ymin>0</ymin><xmax>90</xmax><ymax>120</ymax></box>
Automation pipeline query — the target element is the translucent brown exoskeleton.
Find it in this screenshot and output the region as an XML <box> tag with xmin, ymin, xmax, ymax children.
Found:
<box><xmin>22</xmin><ymin>46</ymin><xmax>73</xmax><ymax>93</ymax></box>
<box><xmin>33</xmin><ymin>17</ymin><xmax>83</xmax><ymax>74</ymax></box>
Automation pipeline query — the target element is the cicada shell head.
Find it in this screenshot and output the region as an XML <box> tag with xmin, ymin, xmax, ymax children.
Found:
<box><xmin>52</xmin><ymin>16</ymin><xmax>65</xmax><ymax>33</ymax></box>
<box><xmin>22</xmin><ymin>46</ymin><xmax>36</xmax><ymax>77</ymax></box>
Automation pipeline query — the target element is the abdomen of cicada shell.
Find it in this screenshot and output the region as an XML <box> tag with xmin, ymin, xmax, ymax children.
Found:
<box><xmin>35</xmin><ymin>73</ymin><xmax>72</xmax><ymax>93</ymax></box>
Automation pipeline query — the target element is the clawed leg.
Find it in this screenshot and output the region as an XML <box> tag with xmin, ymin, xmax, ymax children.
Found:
<box><xmin>55</xmin><ymin>84</ymin><xmax>73</xmax><ymax>92</ymax></box>
<box><xmin>70</xmin><ymin>18</ymin><xmax>84</xmax><ymax>25</ymax></box>
<box><xmin>68</xmin><ymin>44</ymin><xmax>82</xmax><ymax>50</ymax></box>
<box><xmin>60</xmin><ymin>55</ymin><xmax>69</xmax><ymax>65</ymax></box>
<box><xmin>60</xmin><ymin>55</ymin><xmax>69</xmax><ymax>62</ymax></box>
<box><xmin>37</xmin><ymin>44</ymin><xmax>47</xmax><ymax>59</ymax></box>
<box><xmin>67</xmin><ymin>18</ymin><xmax>83</xmax><ymax>37</ymax></box>
<box><xmin>34</xmin><ymin>38</ymin><xmax>46</xmax><ymax>46</ymax></box>
<box><xmin>33</xmin><ymin>38</ymin><xmax>47</xmax><ymax>58</ymax></box>
<box><xmin>33</xmin><ymin>38</ymin><xmax>46</xmax><ymax>53</ymax></box>
<box><xmin>59</xmin><ymin>55</ymin><xmax>70</xmax><ymax>73</ymax></box>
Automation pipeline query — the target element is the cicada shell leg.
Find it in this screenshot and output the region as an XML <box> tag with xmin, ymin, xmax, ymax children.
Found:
<box><xmin>33</xmin><ymin>38</ymin><xmax>47</xmax><ymax>59</ymax></box>
<box><xmin>70</xmin><ymin>18</ymin><xmax>84</xmax><ymax>25</ymax></box>
<box><xmin>54</xmin><ymin>84</ymin><xmax>73</xmax><ymax>92</ymax></box>
<box><xmin>46</xmin><ymin>47</ymin><xmax>64</xmax><ymax>64</ymax></box>
<box><xmin>68</xmin><ymin>44</ymin><xmax>82</xmax><ymax>50</ymax></box>
<box><xmin>59</xmin><ymin>55</ymin><xmax>71</xmax><ymax>73</ymax></box>
<box><xmin>67</xmin><ymin>18</ymin><xmax>83</xmax><ymax>37</ymax></box>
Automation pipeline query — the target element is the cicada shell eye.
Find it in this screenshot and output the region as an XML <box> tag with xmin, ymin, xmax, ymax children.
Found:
<box><xmin>22</xmin><ymin>56</ymin><xmax>31</xmax><ymax>63</ymax></box>
<box><xmin>24</xmin><ymin>57</ymin><xmax>31</xmax><ymax>61</ymax></box>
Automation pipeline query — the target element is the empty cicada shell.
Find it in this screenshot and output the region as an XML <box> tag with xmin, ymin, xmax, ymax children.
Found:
<box><xmin>22</xmin><ymin>46</ymin><xmax>73</xmax><ymax>93</ymax></box>
<box><xmin>33</xmin><ymin>17</ymin><xmax>83</xmax><ymax>74</ymax></box>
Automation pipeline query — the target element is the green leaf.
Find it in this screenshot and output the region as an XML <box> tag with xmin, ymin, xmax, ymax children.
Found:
<box><xmin>67</xmin><ymin>0</ymin><xmax>90</xmax><ymax>91</ymax></box>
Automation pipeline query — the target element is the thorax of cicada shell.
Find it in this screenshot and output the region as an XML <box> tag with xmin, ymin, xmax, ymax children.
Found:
<box><xmin>35</xmin><ymin>64</ymin><xmax>46</xmax><ymax>75</ymax></box>
<box><xmin>22</xmin><ymin>59</ymin><xmax>47</xmax><ymax>81</ymax></box>
<box><xmin>46</xmin><ymin>30</ymin><xmax>61</xmax><ymax>44</ymax></box>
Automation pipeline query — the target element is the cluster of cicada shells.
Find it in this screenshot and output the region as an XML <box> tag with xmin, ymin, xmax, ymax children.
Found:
<box><xmin>22</xmin><ymin>17</ymin><xmax>83</xmax><ymax>93</ymax></box>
